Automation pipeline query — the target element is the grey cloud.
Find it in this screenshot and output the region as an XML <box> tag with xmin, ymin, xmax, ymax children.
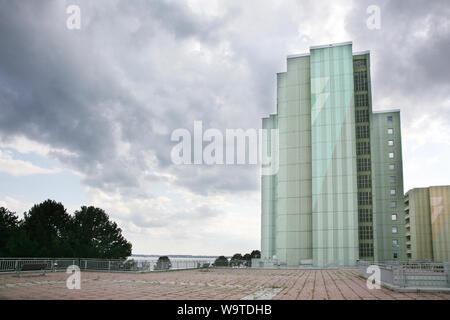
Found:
<box><xmin>344</xmin><ymin>0</ymin><xmax>450</xmax><ymax>121</ymax></box>
<box><xmin>129</xmin><ymin>204</ymin><xmax>222</xmax><ymax>230</ymax></box>
<box><xmin>2</xmin><ymin>0</ymin><xmax>449</xmax><ymax>210</ymax></box>
<box><xmin>172</xmin><ymin>165</ymin><xmax>259</xmax><ymax>196</ymax></box>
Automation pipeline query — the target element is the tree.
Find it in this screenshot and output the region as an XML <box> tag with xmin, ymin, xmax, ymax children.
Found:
<box><xmin>72</xmin><ymin>206</ymin><xmax>132</xmax><ymax>259</ymax></box>
<box><xmin>243</xmin><ymin>253</ymin><xmax>252</xmax><ymax>266</ymax></box>
<box><xmin>0</xmin><ymin>207</ymin><xmax>19</xmax><ymax>256</ymax></box>
<box><xmin>1</xmin><ymin>201</ymin><xmax>132</xmax><ymax>259</ymax></box>
<box><xmin>155</xmin><ymin>256</ymin><xmax>171</xmax><ymax>270</ymax></box>
<box><xmin>230</xmin><ymin>253</ymin><xmax>243</xmax><ymax>267</ymax></box>
<box><xmin>214</xmin><ymin>256</ymin><xmax>229</xmax><ymax>267</ymax></box>
<box><xmin>250</xmin><ymin>250</ymin><xmax>261</xmax><ymax>259</ymax></box>
<box><xmin>22</xmin><ymin>200</ymin><xmax>72</xmax><ymax>257</ymax></box>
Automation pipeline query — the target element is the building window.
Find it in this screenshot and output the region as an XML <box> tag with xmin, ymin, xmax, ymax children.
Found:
<box><xmin>358</xmin><ymin>192</ymin><xmax>372</xmax><ymax>206</ymax></box>
<box><xmin>357</xmin><ymin>175</ymin><xmax>372</xmax><ymax>188</ymax></box>
<box><xmin>391</xmin><ymin>201</ymin><xmax>397</xmax><ymax>208</ymax></box>
<box><xmin>389</xmin><ymin>152</ymin><xmax>395</xmax><ymax>159</ymax></box>
<box><xmin>356</xmin><ymin>109</ymin><xmax>369</xmax><ymax>123</ymax></box>
<box><xmin>354</xmin><ymin>59</ymin><xmax>366</xmax><ymax>68</ymax></box>
<box><xmin>388</xmin><ymin>140</ymin><xmax>394</xmax><ymax>146</ymax></box>
<box><xmin>390</xmin><ymin>189</ymin><xmax>396</xmax><ymax>195</ymax></box>
<box><xmin>393</xmin><ymin>252</ymin><xmax>398</xmax><ymax>259</ymax></box>
<box><xmin>358</xmin><ymin>208</ymin><xmax>373</xmax><ymax>223</ymax></box>
<box><xmin>387</xmin><ymin>116</ymin><xmax>393</xmax><ymax>122</ymax></box>
<box><xmin>357</xmin><ymin>158</ymin><xmax>371</xmax><ymax>171</ymax></box>
<box><xmin>388</xmin><ymin>128</ymin><xmax>394</xmax><ymax>135</ymax></box>
<box><xmin>392</xmin><ymin>226</ymin><xmax>398</xmax><ymax>234</ymax></box>
<box><xmin>389</xmin><ymin>164</ymin><xmax>395</xmax><ymax>171</ymax></box>
<box><xmin>356</xmin><ymin>125</ymin><xmax>370</xmax><ymax>139</ymax></box>
<box><xmin>392</xmin><ymin>214</ymin><xmax>397</xmax><ymax>221</ymax></box>
<box><xmin>354</xmin><ymin>71</ymin><xmax>368</xmax><ymax>91</ymax></box>
<box><xmin>357</xmin><ymin>142</ymin><xmax>371</xmax><ymax>155</ymax></box>
<box><xmin>355</xmin><ymin>94</ymin><xmax>369</xmax><ymax>107</ymax></box>
<box><xmin>393</xmin><ymin>239</ymin><xmax>398</xmax><ymax>246</ymax></box>
<box><xmin>390</xmin><ymin>176</ymin><xmax>396</xmax><ymax>183</ymax></box>
<box><xmin>359</xmin><ymin>226</ymin><xmax>374</xmax><ymax>240</ymax></box>
<box><xmin>359</xmin><ymin>243</ymin><xmax>374</xmax><ymax>258</ymax></box>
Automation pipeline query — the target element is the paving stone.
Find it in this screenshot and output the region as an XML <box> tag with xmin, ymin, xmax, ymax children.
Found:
<box><xmin>0</xmin><ymin>269</ymin><xmax>449</xmax><ymax>300</ymax></box>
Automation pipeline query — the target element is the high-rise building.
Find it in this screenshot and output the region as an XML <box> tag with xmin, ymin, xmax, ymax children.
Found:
<box><xmin>260</xmin><ymin>42</ymin><xmax>406</xmax><ymax>267</ymax></box>
<box><xmin>405</xmin><ymin>186</ymin><xmax>450</xmax><ymax>262</ymax></box>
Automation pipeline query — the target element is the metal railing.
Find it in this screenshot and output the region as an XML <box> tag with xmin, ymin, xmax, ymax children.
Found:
<box><xmin>359</xmin><ymin>260</ymin><xmax>450</xmax><ymax>288</ymax></box>
<box><xmin>0</xmin><ymin>258</ymin><xmax>214</xmax><ymax>273</ymax></box>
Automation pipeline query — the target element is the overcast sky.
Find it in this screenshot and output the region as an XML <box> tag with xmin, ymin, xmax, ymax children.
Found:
<box><xmin>0</xmin><ymin>0</ymin><xmax>449</xmax><ymax>256</ymax></box>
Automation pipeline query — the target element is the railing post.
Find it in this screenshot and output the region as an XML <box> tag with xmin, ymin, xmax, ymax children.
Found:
<box><xmin>444</xmin><ymin>262</ymin><xmax>450</xmax><ymax>287</ymax></box>
<box><xmin>108</xmin><ymin>261</ymin><xmax>111</xmax><ymax>271</ymax></box>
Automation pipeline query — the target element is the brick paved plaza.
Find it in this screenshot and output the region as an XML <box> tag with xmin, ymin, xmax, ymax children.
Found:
<box><xmin>1</xmin><ymin>268</ymin><xmax>449</xmax><ymax>300</ymax></box>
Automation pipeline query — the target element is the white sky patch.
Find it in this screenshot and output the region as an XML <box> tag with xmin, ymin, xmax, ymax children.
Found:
<box><xmin>413</xmin><ymin>16</ymin><xmax>432</xmax><ymax>39</ymax></box>
<box><xmin>0</xmin><ymin>135</ymin><xmax>77</xmax><ymax>158</ymax></box>
<box><xmin>403</xmin><ymin>112</ymin><xmax>450</xmax><ymax>191</ymax></box>
<box><xmin>293</xmin><ymin>0</ymin><xmax>354</xmax><ymax>53</ymax></box>
<box><xmin>0</xmin><ymin>149</ymin><xmax>62</xmax><ymax>176</ymax></box>
<box><xmin>405</xmin><ymin>114</ymin><xmax>450</xmax><ymax>151</ymax></box>
<box><xmin>0</xmin><ymin>196</ymin><xmax>33</xmax><ymax>216</ymax></box>
<box><xmin>186</xmin><ymin>0</ymin><xmax>222</xmax><ymax>18</ymax></box>
<box><xmin>84</xmin><ymin>181</ymin><xmax>260</xmax><ymax>255</ymax></box>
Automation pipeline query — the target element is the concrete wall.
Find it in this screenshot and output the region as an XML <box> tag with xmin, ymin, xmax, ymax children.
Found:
<box><xmin>430</xmin><ymin>186</ymin><xmax>450</xmax><ymax>261</ymax></box>
<box><xmin>405</xmin><ymin>186</ymin><xmax>450</xmax><ymax>262</ymax></box>
<box><xmin>371</xmin><ymin>111</ymin><xmax>406</xmax><ymax>261</ymax></box>
<box><xmin>406</xmin><ymin>188</ymin><xmax>433</xmax><ymax>261</ymax></box>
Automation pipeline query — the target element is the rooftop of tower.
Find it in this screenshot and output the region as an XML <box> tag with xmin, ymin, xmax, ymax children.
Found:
<box><xmin>286</xmin><ymin>41</ymin><xmax>370</xmax><ymax>59</ymax></box>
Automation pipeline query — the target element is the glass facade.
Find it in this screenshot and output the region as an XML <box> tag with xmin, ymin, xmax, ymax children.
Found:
<box><xmin>261</xmin><ymin>114</ymin><xmax>278</xmax><ymax>260</ymax></box>
<box><xmin>275</xmin><ymin>55</ymin><xmax>312</xmax><ymax>266</ymax></box>
<box><xmin>310</xmin><ymin>44</ymin><xmax>358</xmax><ymax>267</ymax></box>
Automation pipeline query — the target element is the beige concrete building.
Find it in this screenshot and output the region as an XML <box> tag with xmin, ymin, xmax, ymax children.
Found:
<box><xmin>405</xmin><ymin>186</ymin><xmax>450</xmax><ymax>261</ymax></box>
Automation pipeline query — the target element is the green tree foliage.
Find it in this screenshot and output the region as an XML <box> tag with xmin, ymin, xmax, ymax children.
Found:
<box><xmin>0</xmin><ymin>207</ymin><xmax>20</xmax><ymax>256</ymax></box>
<box><xmin>214</xmin><ymin>255</ymin><xmax>229</xmax><ymax>267</ymax></box>
<box><xmin>230</xmin><ymin>253</ymin><xmax>243</xmax><ymax>267</ymax></box>
<box><xmin>72</xmin><ymin>206</ymin><xmax>132</xmax><ymax>259</ymax></box>
<box><xmin>243</xmin><ymin>253</ymin><xmax>252</xmax><ymax>266</ymax></box>
<box><xmin>155</xmin><ymin>256</ymin><xmax>172</xmax><ymax>270</ymax></box>
<box><xmin>0</xmin><ymin>200</ymin><xmax>132</xmax><ymax>259</ymax></box>
<box><xmin>219</xmin><ymin>250</ymin><xmax>261</xmax><ymax>267</ymax></box>
<box><xmin>22</xmin><ymin>200</ymin><xmax>72</xmax><ymax>257</ymax></box>
<box><xmin>250</xmin><ymin>250</ymin><xmax>261</xmax><ymax>259</ymax></box>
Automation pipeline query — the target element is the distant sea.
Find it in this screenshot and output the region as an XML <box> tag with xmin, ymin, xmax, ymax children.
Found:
<box><xmin>127</xmin><ymin>255</ymin><xmax>220</xmax><ymax>269</ymax></box>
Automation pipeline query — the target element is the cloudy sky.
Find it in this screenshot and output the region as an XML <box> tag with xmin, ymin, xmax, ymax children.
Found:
<box><xmin>0</xmin><ymin>0</ymin><xmax>449</xmax><ymax>256</ymax></box>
